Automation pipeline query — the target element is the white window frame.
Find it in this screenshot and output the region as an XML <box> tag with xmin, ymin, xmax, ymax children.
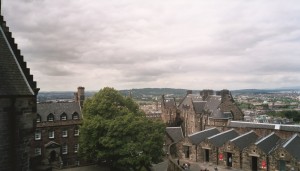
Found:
<box><xmin>35</xmin><ymin>147</ymin><xmax>41</xmax><ymax>156</ymax></box>
<box><xmin>61</xmin><ymin>114</ymin><xmax>67</xmax><ymax>121</ymax></box>
<box><xmin>62</xmin><ymin>144</ymin><xmax>68</xmax><ymax>154</ymax></box>
<box><xmin>35</xmin><ymin>130</ymin><xmax>41</xmax><ymax>140</ymax></box>
<box><xmin>62</xmin><ymin>129</ymin><xmax>68</xmax><ymax>137</ymax></box>
<box><xmin>74</xmin><ymin>128</ymin><xmax>79</xmax><ymax>136</ymax></box>
<box><xmin>48</xmin><ymin>114</ymin><xmax>54</xmax><ymax>122</ymax></box>
<box><xmin>36</xmin><ymin>115</ymin><xmax>41</xmax><ymax>123</ymax></box>
<box><xmin>48</xmin><ymin>130</ymin><xmax>55</xmax><ymax>139</ymax></box>
<box><xmin>73</xmin><ymin>113</ymin><xmax>79</xmax><ymax>120</ymax></box>
<box><xmin>74</xmin><ymin>144</ymin><xmax>79</xmax><ymax>153</ymax></box>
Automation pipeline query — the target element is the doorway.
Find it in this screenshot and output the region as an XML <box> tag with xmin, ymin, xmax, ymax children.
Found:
<box><xmin>251</xmin><ymin>157</ymin><xmax>258</xmax><ymax>171</ymax></box>
<box><xmin>205</xmin><ymin>149</ymin><xmax>209</xmax><ymax>162</ymax></box>
<box><xmin>279</xmin><ymin>160</ymin><xmax>286</xmax><ymax>171</ymax></box>
<box><xmin>227</xmin><ymin>153</ymin><xmax>232</xmax><ymax>167</ymax></box>
<box><xmin>50</xmin><ymin>150</ymin><xmax>56</xmax><ymax>162</ymax></box>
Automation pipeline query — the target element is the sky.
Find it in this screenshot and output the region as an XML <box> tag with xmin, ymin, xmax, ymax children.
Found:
<box><xmin>2</xmin><ymin>0</ymin><xmax>300</xmax><ymax>91</ymax></box>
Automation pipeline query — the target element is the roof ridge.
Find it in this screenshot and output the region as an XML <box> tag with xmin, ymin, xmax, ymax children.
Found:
<box><xmin>230</xmin><ymin>130</ymin><xmax>255</xmax><ymax>142</ymax></box>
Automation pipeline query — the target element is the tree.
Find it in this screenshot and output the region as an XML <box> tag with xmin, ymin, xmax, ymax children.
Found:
<box><xmin>79</xmin><ymin>87</ymin><xmax>165</xmax><ymax>171</ymax></box>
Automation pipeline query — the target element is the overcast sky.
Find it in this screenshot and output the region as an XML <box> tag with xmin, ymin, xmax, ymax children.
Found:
<box><xmin>2</xmin><ymin>0</ymin><xmax>300</xmax><ymax>91</ymax></box>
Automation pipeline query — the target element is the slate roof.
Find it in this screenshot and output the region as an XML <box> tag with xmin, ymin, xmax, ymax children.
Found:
<box><xmin>37</xmin><ymin>102</ymin><xmax>81</xmax><ymax>122</ymax></box>
<box><xmin>166</xmin><ymin>127</ymin><xmax>184</xmax><ymax>143</ymax></box>
<box><xmin>230</xmin><ymin>130</ymin><xmax>258</xmax><ymax>150</ymax></box>
<box><xmin>255</xmin><ymin>132</ymin><xmax>281</xmax><ymax>154</ymax></box>
<box><xmin>211</xmin><ymin>110</ymin><xmax>233</xmax><ymax>119</ymax></box>
<box><xmin>188</xmin><ymin>127</ymin><xmax>220</xmax><ymax>145</ymax></box>
<box><xmin>283</xmin><ymin>134</ymin><xmax>300</xmax><ymax>161</ymax></box>
<box><xmin>163</xmin><ymin>98</ymin><xmax>176</xmax><ymax>108</ymax></box>
<box><xmin>204</xmin><ymin>95</ymin><xmax>221</xmax><ymax>112</ymax></box>
<box><xmin>228</xmin><ymin>121</ymin><xmax>276</xmax><ymax>129</ymax></box>
<box><xmin>0</xmin><ymin>15</ymin><xmax>38</xmax><ymax>96</ymax></box>
<box><xmin>193</xmin><ymin>101</ymin><xmax>206</xmax><ymax>114</ymax></box>
<box><xmin>228</xmin><ymin>121</ymin><xmax>300</xmax><ymax>133</ymax></box>
<box><xmin>208</xmin><ymin>129</ymin><xmax>239</xmax><ymax>147</ymax></box>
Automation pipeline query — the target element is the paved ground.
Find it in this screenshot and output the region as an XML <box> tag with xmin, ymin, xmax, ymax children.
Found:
<box><xmin>53</xmin><ymin>160</ymin><xmax>242</xmax><ymax>171</ymax></box>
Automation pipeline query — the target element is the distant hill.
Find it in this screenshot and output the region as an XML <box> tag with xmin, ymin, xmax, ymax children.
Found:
<box><xmin>37</xmin><ymin>87</ymin><xmax>300</xmax><ymax>102</ymax></box>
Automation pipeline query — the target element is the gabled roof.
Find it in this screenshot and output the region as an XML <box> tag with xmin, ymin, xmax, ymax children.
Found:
<box><xmin>204</xmin><ymin>95</ymin><xmax>221</xmax><ymax>112</ymax></box>
<box><xmin>255</xmin><ymin>132</ymin><xmax>281</xmax><ymax>154</ymax></box>
<box><xmin>37</xmin><ymin>102</ymin><xmax>81</xmax><ymax>121</ymax></box>
<box><xmin>230</xmin><ymin>130</ymin><xmax>258</xmax><ymax>150</ymax></box>
<box><xmin>166</xmin><ymin>127</ymin><xmax>184</xmax><ymax>143</ymax></box>
<box><xmin>208</xmin><ymin>129</ymin><xmax>239</xmax><ymax>147</ymax></box>
<box><xmin>193</xmin><ymin>101</ymin><xmax>206</xmax><ymax>114</ymax></box>
<box><xmin>188</xmin><ymin>127</ymin><xmax>220</xmax><ymax>145</ymax></box>
<box><xmin>0</xmin><ymin>15</ymin><xmax>38</xmax><ymax>96</ymax></box>
<box><xmin>283</xmin><ymin>134</ymin><xmax>300</xmax><ymax>161</ymax></box>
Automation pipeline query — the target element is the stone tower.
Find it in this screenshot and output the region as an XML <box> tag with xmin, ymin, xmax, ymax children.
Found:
<box><xmin>74</xmin><ymin>86</ymin><xmax>85</xmax><ymax>108</ymax></box>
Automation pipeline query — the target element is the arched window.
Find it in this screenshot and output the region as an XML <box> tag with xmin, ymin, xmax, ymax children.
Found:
<box><xmin>60</xmin><ymin>113</ymin><xmax>67</xmax><ymax>121</ymax></box>
<box><xmin>47</xmin><ymin>113</ymin><xmax>54</xmax><ymax>122</ymax></box>
<box><xmin>36</xmin><ymin>114</ymin><xmax>41</xmax><ymax>123</ymax></box>
<box><xmin>72</xmin><ymin>112</ymin><xmax>79</xmax><ymax>120</ymax></box>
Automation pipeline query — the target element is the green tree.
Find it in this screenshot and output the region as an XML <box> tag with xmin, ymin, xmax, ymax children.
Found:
<box><xmin>79</xmin><ymin>87</ymin><xmax>165</xmax><ymax>171</ymax></box>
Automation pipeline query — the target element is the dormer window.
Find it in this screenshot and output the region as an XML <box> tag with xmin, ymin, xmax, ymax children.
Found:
<box><xmin>61</xmin><ymin>113</ymin><xmax>67</xmax><ymax>121</ymax></box>
<box><xmin>47</xmin><ymin>113</ymin><xmax>54</xmax><ymax>122</ymax></box>
<box><xmin>36</xmin><ymin>114</ymin><xmax>41</xmax><ymax>123</ymax></box>
<box><xmin>72</xmin><ymin>112</ymin><xmax>79</xmax><ymax>120</ymax></box>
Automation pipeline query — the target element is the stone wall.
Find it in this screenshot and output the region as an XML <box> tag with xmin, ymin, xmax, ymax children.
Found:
<box><xmin>0</xmin><ymin>96</ymin><xmax>36</xmax><ymax>171</ymax></box>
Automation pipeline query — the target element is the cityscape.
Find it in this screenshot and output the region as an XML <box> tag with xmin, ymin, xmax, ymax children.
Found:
<box><xmin>1</xmin><ymin>1</ymin><xmax>300</xmax><ymax>171</ymax></box>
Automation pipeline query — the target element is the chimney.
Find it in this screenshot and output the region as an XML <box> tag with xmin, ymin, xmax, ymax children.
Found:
<box><xmin>76</xmin><ymin>86</ymin><xmax>85</xmax><ymax>108</ymax></box>
<box><xmin>200</xmin><ymin>89</ymin><xmax>214</xmax><ymax>100</ymax></box>
<box><xmin>186</xmin><ymin>90</ymin><xmax>192</xmax><ymax>95</ymax></box>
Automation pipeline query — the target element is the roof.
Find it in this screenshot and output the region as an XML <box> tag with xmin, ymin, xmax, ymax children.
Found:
<box><xmin>166</xmin><ymin>127</ymin><xmax>184</xmax><ymax>143</ymax></box>
<box><xmin>208</xmin><ymin>129</ymin><xmax>239</xmax><ymax>147</ymax></box>
<box><xmin>204</xmin><ymin>95</ymin><xmax>221</xmax><ymax>112</ymax></box>
<box><xmin>211</xmin><ymin>110</ymin><xmax>232</xmax><ymax>119</ymax></box>
<box><xmin>0</xmin><ymin>15</ymin><xmax>38</xmax><ymax>96</ymax></box>
<box><xmin>228</xmin><ymin>121</ymin><xmax>300</xmax><ymax>133</ymax></box>
<box><xmin>163</xmin><ymin>98</ymin><xmax>176</xmax><ymax>108</ymax></box>
<box><xmin>283</xmin><ymin>134</ymin><xmax>300</xmax><ymax>161</ymax></box>
<box><xmin>255</xmin><ymin>132</ymin><xmax>281</xmax><ymax>154</ymax></box>
<box><xmin>193</xmin><ymin>101</ymin><xmax>206</xmax><ymax>114</ymax></box>
<box><xmin>230</xmin><ymin>130</ymin><xmax>258</xmax><ymax>150</ymax></box>
<box><xmin>37</xmin><ymin>102</ymin><xmax>81</xmax><ymax>122</ymax></box>
<box><xmin>188</xmin><ymin>127</ymin><xmax>220</xmax><ymax>145</ymax></box>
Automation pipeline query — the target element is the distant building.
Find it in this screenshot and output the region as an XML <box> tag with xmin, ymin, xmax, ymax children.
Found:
<box><xmin>162</xmin><ymin>89</ymin><xmax>244</xmax><ymax>136</ymax></box>
<box><xmin>30</xmin><ymin>87</ymin><xmax>84</xmax><ymax>168</ymax></box>
<box><xmin>0</xmin><ymin>8</ymin><xmax>39</xmax><ymax>171</ymax></box>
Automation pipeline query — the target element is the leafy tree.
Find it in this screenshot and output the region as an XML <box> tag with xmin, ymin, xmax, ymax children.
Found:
<box><xmin>79</xmin><ymin>87</ymin><xmax>165</xmax><ymax>171</ymax></box>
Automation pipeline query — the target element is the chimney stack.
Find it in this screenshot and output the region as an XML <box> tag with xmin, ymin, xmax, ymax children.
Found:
<box><xmin>75</xmin><ymin>86</ymin><xmax>85</xmax><ymax>108</ymax></box>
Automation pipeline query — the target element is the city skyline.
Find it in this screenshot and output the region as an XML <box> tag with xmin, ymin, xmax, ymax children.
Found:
<box><xmin>3</xmin><ymin>0</ymin><xmax>300</xmax><ymax>91</ymax></box>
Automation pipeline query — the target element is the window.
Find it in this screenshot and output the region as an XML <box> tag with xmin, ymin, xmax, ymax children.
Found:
<box><xmin>35</xmin><ymin>148</ymin><xmax>41</xmax><ymax>156</ymax></box>
<box><xmin>47</xmin><ymin>113</ymin><xmax>54</xmax><ymax>121</ymax></box>
<box><xmin>35</xmin><ymin>130</ymin><xmax>41</xmax><ymax>140</ymax></box>
<box><xmin>48</xmin><ymin>130</ymin><xmax>55</xmax><ymax>139</ymax></box>
<box><xmin>74</xmin><ymin>128</ymin><xmax>79</xmax><ymax>136</ymax></box>
<box><xmin>74</xmin><ymin>144</ymin><xmax>79</xmax><ymax>153</ymax></box>
<box><xmin>62</xmin><ymin>144</ymin><xmax>68</xmax><ymax>154</ymax></box>
<box><xmin>36</xmin><ymin>114</ymin><xmax>41</xmax><ymax>123</ymax></box>
<box><xmin>61</xmin><ymin>113</ymin><xmax>67</xmax><ymax>121</ymax></box>
<box><xmin>62</xmin><ymin>129</ymin><xmax>68</xmax><ymax>137</ymax></box>
<box><xmin>72</xmin><ymin>112</ymin><xmax>79</xmax><ymax>120</ymax></box>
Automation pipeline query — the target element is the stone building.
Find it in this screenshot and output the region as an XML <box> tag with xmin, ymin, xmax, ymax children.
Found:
<box><xmin>178</xmin><ymin>127</ymin><xmax>220</xmax><ymax>162</ymax></box>
<box><xmin>161</xmin><ymin>95</ymin><xmax>179</xmax><ymax>126</ymax></box>
<box><xmin>242</xmin><ymin>132</ymin><xmax>281</xmax><ymax>171</ymax></box>
<box><xmin>269</xmin><ymin>134</ymin><xmax>300</xmax><ymax>171</ymax></box>
<box><xmin>165</xmin><ymin>127</ymin><xmax>184</xmax><ymax>157</ymax></box>
<box><xmin>221</xmin><ymin>130</ymin><xmax>258</xmax><ymax>169</ymax></box>
<box><xmin>30</xmin><ymin>87</ymin><xmax>84</xmax><ymax>168</ymax></box>
<box><xmin>0</xmin><ymin>8</ymin><xmax>39</xmax><ymax>171</ymax></box>
<box><xmin>200</xmin><ymin>129</ymin><xmax>239</xmax><ymax>165</ymax></box>
<box><xmin>166</xmin><ymin>89</ymin><xmax>244</xmax><ymax>136</ymax></box>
